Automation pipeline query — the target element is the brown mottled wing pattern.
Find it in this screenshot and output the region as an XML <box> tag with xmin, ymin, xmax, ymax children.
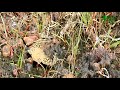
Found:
<box><xmin>28</xmin><ymin>39</ymin><xmax>56</xmax><ymax>66</ymax></box>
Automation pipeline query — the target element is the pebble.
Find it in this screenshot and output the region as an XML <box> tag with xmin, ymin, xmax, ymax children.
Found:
<box><xmin>12</xmin><ymin>69</ymin><xmax>18</xmax><ymax>77</ymax></box>
<box><xmin>23</xmin><ymin>36</ymin><xmax>38</xmax><ymax>46</ymax></box>
<box><xmin>92</xmin><ymin>63</ymin><xmax>100</xmax><ymax>71</ymax></box>
<box><xmin>25</xmin><ymin>63</ymin><xmax>32</xmax><ymax>72</ymax></box>
<box><xmin>2</xmin><ymin>45</ymin><xmax>11</xmax><ymax>57</ymax></box>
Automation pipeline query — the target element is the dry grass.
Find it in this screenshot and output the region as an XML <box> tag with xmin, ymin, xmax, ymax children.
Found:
<box><xmin>0</xmin><ymin>12</ymin><xmax>119</xmax><ymax>78</ymax></box>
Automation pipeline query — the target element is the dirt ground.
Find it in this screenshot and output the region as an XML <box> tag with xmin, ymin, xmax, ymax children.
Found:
<box><xmin>0</xmin><ymin>12</ymin><xmax>120</xmax><ymax>78</ymax></box>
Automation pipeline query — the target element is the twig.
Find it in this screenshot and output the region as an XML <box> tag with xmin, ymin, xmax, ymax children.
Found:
<box><xmin>97</xmin><ymin>68</ymin><xmax>110</xmax><ymax>78</ymax></box>
<box><xmin>111</xmin><ymin>20</ymin><xmax>120</xmax><ymax>28</ymax></box>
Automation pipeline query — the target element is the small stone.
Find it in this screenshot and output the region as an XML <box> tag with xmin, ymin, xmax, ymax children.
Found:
<box><xmin>12</xmin><ymin>69</ymin><xmax>18</xmax><ymax>77</ymax></box>
<box><xmin>23</xmin><ymin>36</ymin><xmax>38</xmax><ymax>46</ymax></box>
<box><xmin>2</xmin><ymin>45</ymin><xmax>11</xmax><ymax>57</ymax></box>
<box><xmin>17</xmin><ymin>38</ymin><xmax>24</xmax><ymax>47</ymax></box>
<box><xmin>111</xmin><ymin>64</ymin><xmax>115</xmax><ymax>69</ymax></box>
<box><xmin>25</xmin><ymin>58</ymin><xmax>33</xmax><ymax>64</ymax></box>
<box><xmin>92</xmin><ymin>63</ymin><xmax>100</xmax><ymax>71</ymax></box>
<box><xmin>26</xmin><ymin>63</ymin><xmax>32</xmax><ymax>72</ymax></box>
<box><xmin>52</xmin><ymin>38</ymin><xmax>61</xmax><ymax>44</ymax></box>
